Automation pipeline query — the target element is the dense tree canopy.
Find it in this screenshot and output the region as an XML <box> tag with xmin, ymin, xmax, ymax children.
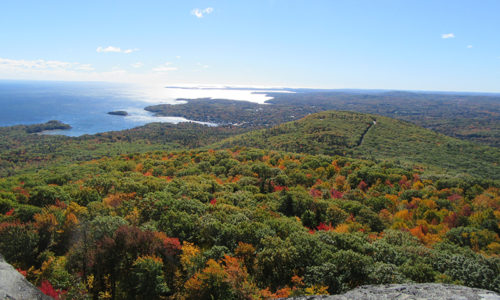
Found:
<box><xmin>0</xmin><ymin>148</ymin><xmax>498</xmax><ymax>299</ymax></box>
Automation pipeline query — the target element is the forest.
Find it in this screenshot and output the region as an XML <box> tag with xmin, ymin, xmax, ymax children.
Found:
<box><xmin>0</xmin><ymin>148</ymin><xmax>499</xmax><ymax>299</ymax></box>
<box><xmin>0</xmin><ymin>108</ymin><xmax>499</xmax><ymax>299</ymax></box>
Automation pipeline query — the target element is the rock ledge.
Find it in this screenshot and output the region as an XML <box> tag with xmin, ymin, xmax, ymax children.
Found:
<box><xmin>0</xmin><ymin>255</ymin><xmax>52</xmax><ymax>300</ymax></box>
<box><xmin>285</xmin><ymin>284</ymin><xmax>500</xmax><ymax>300</ymax></box>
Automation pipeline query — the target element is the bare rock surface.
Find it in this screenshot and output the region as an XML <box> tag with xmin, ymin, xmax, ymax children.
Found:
<box><xmin>0</xmin><ymin>254</ymin><xmax>52</xmax><ymax>300</ymax></box>
<box><xmin>285</xmin><ymin>284</ymin><xmax>500</xmax><ymax>300</ymax></box>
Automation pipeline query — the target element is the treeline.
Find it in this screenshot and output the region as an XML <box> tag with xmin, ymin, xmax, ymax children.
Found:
<box><xmin>0</xmin><ymin>148</ymin><xmax>498</xmax><ymax>299</ymax></box>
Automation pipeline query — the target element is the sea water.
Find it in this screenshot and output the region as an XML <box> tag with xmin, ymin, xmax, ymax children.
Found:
<box><xmin>0</xmin><ymin>80</ymin><xmax>278</xmax><ymax>136</ymax></box>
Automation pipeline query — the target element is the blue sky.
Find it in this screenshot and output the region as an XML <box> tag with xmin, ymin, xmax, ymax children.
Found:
<box><xmin>1</xmin><ymin>0</ymin><xmax>499</xmax><ymax>92</ymax></box>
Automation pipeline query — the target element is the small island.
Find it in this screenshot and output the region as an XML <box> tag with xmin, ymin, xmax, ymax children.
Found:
<box><xmin>107</xmin><ymin>110</ymin><xmax>129</xmax><ymax>116</ymax></box>
<box><xmin>25</xmin><ymin>120</ymin><xmax>71</xmax><ymax>133</ymax></box>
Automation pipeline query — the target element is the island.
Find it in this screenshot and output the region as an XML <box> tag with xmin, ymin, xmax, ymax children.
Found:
<box><xmin>107</xmin><ymin>110</ymin><xmax>129</xmax><ymax>116</ymax></box>
<box><xmin>25</xmin><ymin>120</ymin><xmax>71</xmax><ymax>133</ymax></box>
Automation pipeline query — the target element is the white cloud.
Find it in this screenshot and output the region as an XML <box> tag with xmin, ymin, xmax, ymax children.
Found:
<box><xmin>441</xmin><ymin>33</ymin><xmax>455</xmax><ymax>39</ymax></box>
<box><xmin>152</xmin><ymin>62</ymin><xmax>178</xmax><ymax>72</ymax></box>
<box><xmin>0</xmin><ymin>57</ymin><xmax>93</xmax><ymax>71</ymax></box>
<box><xmin>191</xmin><ymin>7</ymin><xmax>214</xmax><ymax>18</ymax></box>
<box><xmin>0</xmin><ymin>57</ymin><xmax>178</xmax><ymax>85</ymax></box>
<box><xmin>96</xmin><ymin>46</ymin><xmax>138</xmax><ymax>54</ymax></box>
<box><xmin>0</xmin><ymin>57</ymin><xmax>189</xmax><ymax>85</ymax></box>
<box><xmin>131</xmin><ymin>62</ymin><xmax>144</xmax><ymax>68</ymax></box>
<box><xmin>467</xmin><ymin>45</ymin><xmax>473</xmax><ymax>48</ymax></box>
<box><xmin>96</xmin><ymin>46</ymin><xmax>120</xmax><ymax>53</ymax></box>
<box><xmin>192</xmin><ymin>9</ymin><xmax>203</xmax><ymax>18</ymax></box>
<box><xmin>176</xmin><ymin>56</ymin><xmax>181</xmax><ymax>59</ymax></box>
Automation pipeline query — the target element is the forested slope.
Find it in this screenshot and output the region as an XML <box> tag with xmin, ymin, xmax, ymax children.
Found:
<box><xmin>0</xmin><ymin>148</ymin><xmax>498</xmax><ymax>298</ymax></box>
<box><xmin>217</xmin><ymin>111</ymin><xmax>375</xmax><ymax>155</ymax></box>
<box><xmin>268</xmin><ymin>90</ymin><xmax>500</xmax><ymax>147</ymax></box>
<box><xmin>217</xmin><ymin>111</ymin><xmax>500</xmax><ymax>179</ymax></box>
<box><xmin>0</xmin><ymin>122</ymin><xmax>247</xmax><ymax>176</ymax></box>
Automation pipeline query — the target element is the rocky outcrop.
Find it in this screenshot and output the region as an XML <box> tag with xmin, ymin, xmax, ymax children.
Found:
<box><xmin>0</xmin><ymin>255</ymin><xmax>52</xmax><ymax>300</ymax></box>
<box><xmin>286</xmin><ymin>284</ymin><xmax>500</xmax><ymax>300</ymax></box>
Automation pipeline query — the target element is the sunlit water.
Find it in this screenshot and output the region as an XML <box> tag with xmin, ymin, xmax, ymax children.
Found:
<box><xmin>0</xmin><ymin>80</ymin><xmax>286</xmax><ymax>136</ymax></box>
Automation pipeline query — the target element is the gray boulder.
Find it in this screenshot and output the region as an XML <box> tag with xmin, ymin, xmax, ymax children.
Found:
<box><xmin>286</xmin><ymin>283</ymin><xmax>500</xmax><ymax>300</ymax></box>
<box><xmin>0</xmin><ymin>254</ymin><xmax>52</xmax><ymax>300</ymax></box>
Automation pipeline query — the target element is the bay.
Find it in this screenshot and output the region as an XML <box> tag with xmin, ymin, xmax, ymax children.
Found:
<box><xmin>0</xmin><ymin>80</ymin><xmax>278</xmax><ymax>136</ymax></box>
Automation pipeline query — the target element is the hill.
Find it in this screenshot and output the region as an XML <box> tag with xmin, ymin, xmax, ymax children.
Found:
<box><xmin>216</xmin><ymin>111</ymin><xmax>500</xmax><ymax>179</ymax></box>
<box><xmin>267</xmin><ymin>90</ymin><xmax>500</xmax><ymax>147</ymax></box>
<box><xmin>217</xmin><ymin>111</ymin><xmax>375</xmax><ymax>154</ymax></box>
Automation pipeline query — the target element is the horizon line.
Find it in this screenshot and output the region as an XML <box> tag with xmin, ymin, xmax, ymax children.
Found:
<box><xmin>1</xmin><ymin>78</ymin><xmax>500</xmax><ymax>96</ymax></box>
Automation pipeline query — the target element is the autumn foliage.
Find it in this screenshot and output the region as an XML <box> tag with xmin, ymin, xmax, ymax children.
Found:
<box><xmin>0</xmin><ymin>148</ymin><xmax>498</xmax><ymax>298</ymax></box>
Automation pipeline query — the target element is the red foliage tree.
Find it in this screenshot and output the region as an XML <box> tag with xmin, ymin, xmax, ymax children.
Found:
<box><xmin>39</xmin><ymin>280</ymin><xmax>65</xmax><ymax>299</ymax></box>
<box><xmin>316</xmin><ymin>222</ymin><xmax>334</xmax><ymax>231</ymax></box>
<box><xmin>309</xmin><ymin>188</ymin><xmax>322</xmax><ymax>198</ymax></box>
<box><xmin>358</xmin><ymin>180</ymin><xmax>368</xmax><ymax>192</ymax></box>
<box><xmin>330</xmin><ymin>189</ymin><xmax>343</xmax><ymax>199</ymax></box>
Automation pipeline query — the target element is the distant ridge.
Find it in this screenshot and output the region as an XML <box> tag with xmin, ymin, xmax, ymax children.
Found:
<box><xmin>163</xmin><ymin>85</ymin><xmax>500</xmax><ymax>96</ymax></box>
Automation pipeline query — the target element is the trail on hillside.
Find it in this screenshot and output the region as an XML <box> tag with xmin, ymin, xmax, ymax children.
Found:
<box><xmin>354</xmin><ymin>119</ymin><xmax>376</xmax><ymax>147</ymax></box>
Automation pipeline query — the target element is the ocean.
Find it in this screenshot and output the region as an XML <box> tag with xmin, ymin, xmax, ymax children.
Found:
<box><xmin>0</xmin><ymin>80</ymin><xmax>277</xmax><ymax>136</ymax></box>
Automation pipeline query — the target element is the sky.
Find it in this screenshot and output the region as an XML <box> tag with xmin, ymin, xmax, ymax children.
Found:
<box><xmin>1</xmin><ymin>0</ymin><xmax>499</xmax><ymax>92</ymax></box>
